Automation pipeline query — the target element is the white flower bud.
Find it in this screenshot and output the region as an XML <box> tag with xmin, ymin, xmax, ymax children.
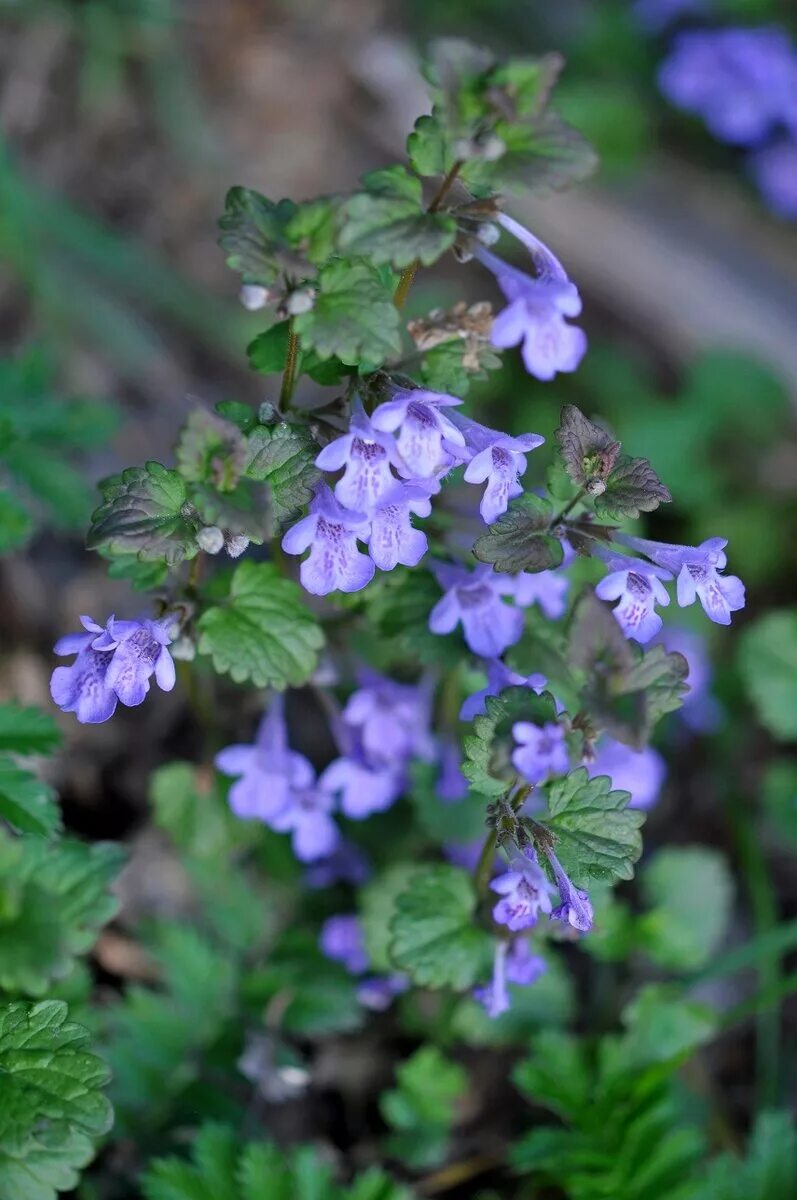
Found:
<box><xmin>170</xmin><ymin>636</ymin><xmax>196</xmax><ymax>662</ymax></box>
<box><xmin>258</xmin><ymin>401</ymin><xmax>279</xmax><ymax>424</ymax></box>
<box><xmin>586</xmin><ymin>478</ymin><xmax>607</xmax><ymax>497</ymax></box>
<box><xmin>476</xmin><ymin>222</ymin><xmax>500</xmax><ymax>246</ymax></box>
<box><xmin>196</xmin><ymin>525</ymin><xmax>225</xmax><ymax>555</ymax></box>
<box><xmin>240</xmin><ymin>284</ymin><xmax>269</xmax><ymax>311</ymax></box>
<box><xmin>286</xmin><ymin>287</ymin><xmax>315</xmax><ymax>315</ymax></box>
<box><xmin>480</xmin><ymin>134</ymin><xmax>506</xmax><ymax>162</ymax></box>
<box><xmin>225</xmin><ymin>534</ymin><xmax>250</xmax><ymax>558</ymax></box>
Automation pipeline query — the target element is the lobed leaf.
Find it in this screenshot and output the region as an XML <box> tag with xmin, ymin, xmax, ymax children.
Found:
<box><xmin>339</xmin><ymin>165</ymin><xmax>457</xmax><ymax>269</ymax></box>
<box><xmin>473</xmin><ymin>494</ymin><xmax>563</xmax><ymax>574</ymax></box>
<box><xmin>244</xmin><ymin>422</ymin><xmax>321</xmax><ymax>529</ymax></box>
<box><xmin>87</xmin><ymin>461</ymin><xmax>198</xmax><ymax>565</ymax></box>
<box><xmin>293</xmin><ymin>259</ymin><xmax>402</xmax><ymax>368</ymax></box>
<box><xmin>389</xmin><ymin>864</ymin><xmax>490</xmax><ymax>989</ymax></box>
<box><xmin>541</xmin><ymin>767</ymin><xmax>644</xmax><ymax>884</ymax></box>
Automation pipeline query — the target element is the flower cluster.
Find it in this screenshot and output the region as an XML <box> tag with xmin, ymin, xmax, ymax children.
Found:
<box><xmin>595</xmin><ymin>535</ymin><xmax>745</xmax><ymax>643</ymax></box>
<box><xmin>657</xmin><ymin>24</ymin><xmax>797</xmax><ymax>219</ymax></box>
<box><xmin>215</xmin><ymin>670</ymin><xmax>435</xmax><ymax>862</ymax></box>
<box><xmin>50</xmin><ymin>614</ymin><xmax>176</xmax><ymax>724</ymax></box>
<box><xmin>281</xmin><ymin>212</ymin><xmax>587</xmax><ymax>597</ymax></box>
<box><xmin>319</xmin><ymin>914</ymin><xmax>408</xmax><ymax>1011</ymax></box>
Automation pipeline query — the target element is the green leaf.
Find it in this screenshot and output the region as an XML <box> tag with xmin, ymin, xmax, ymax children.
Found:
<box><xmin>463</xmin><ymin>686</ymin><xmax>558</xmax><ymax>798</ymax></box>
<box><xmin>339</xmin><ymin>166</ymin><xmax>456</xmax><ymax>269</ymax></box>
<box><xmin>197</xmin><ymin>562</ymin><xmax>323</xmax><ymax>689</ymax></box>
<box><xmin>569</xmin><ymin>592</ymin><xmax>688</xmax><ymax>748</ymax></box>
<box><xmin>739</xmin><ymin>610</ymin><xmax>797</xmax><ymax>741</ymax></box>
<box><xmin>622</xmin><ymin>984</ymin><xmax>717</xmax><ymax>1065</ymax></box>
<box><xmin>190</xmin><ymin>480</ymin><xmax>269</xmax><ymax>544</ymax></box>
<box><xmin>286</xmin><ymin>196</ymin><xmax>342</xmax><ymax>266</ymax></box>
<box><xmin>388</xmin><ymin>864</ymin><xmax>491</xmax><ymax>989</ymax></box>
<box><xmin>555</xmin><ymin>404</ymin><xmax>620</xmax><ymax>489</ymax></box>
<box><xmin>0</xmin><ymin>489</ymin><xmax>32</xmax><ymax>553</ymax></box>
<box><xmin>380</xmin><ymin>1045</ymin><xmax>467</xmax><ymax>1169</ymax></box>
<box><xmin>360</xmin><ymin>863</ymin><xmax>425</xmax><ymax>974</ymax></box>
<box><xmin>99</xmin><ymin>550</ymin><xmax>170</xmax><ymax>591</ymax></box>
<box><xmin>218</xmin><ymin>189</ymin><xmax>307</xmax><ymax>285</ymax></box>
<box><xmin>150</xmin><ymin>762</ymin><xmax>244</xmax><ymax>861</ymax></box>
<box><xmin>87</xmin><ymin>461</ymin><xmax>198</xmax><ymax>565</ymax></box>
<box><xmin>640</xmin><ymin>847</ymin><xmax>733</xmax><ymax>972</ymax></box>
<box><xmin>419</xmin><ymin>337</ymin><xmax>501</xmax><ymax>396</ymax></box>
<box><xmin>687</xmin><ymin>1110</ymin><xmax>796</xmax><ymax>1200</ymax></box>
<box><xmin>176</xmin><ymin>410</ymin><xmax>248</xmax><ymax>489</ymax></box>
<box><xmin>142</xmin><ymin>1121</ymin><xmax>411</xmax><ymax>1200</ymax></box>
<box><xmin>0</xmin><ymin>704</ymin><xmax>61</xmax><ymax>755</ymax></box>
<box><xmin>0</xmin><ymin>759</ymin><xmax>61</xmax><ymax>838</ymax></box>
<box><xmin>0</xmin><ymin>1000</ymin><xmax>112</xmax><ymax>1200</ymax></box>
<box><xmin>594</xmin><ymin>454</ymin><xmax>671</xmax><ymax>521</ymax></box>
<box><xmin>473</xmin><ymin>494</ymin><xmax>563</xmax><ymax>573</ymax></box>
<box><xmin>244</xmin><ymin>422</ymin><xmax>321</xmax><ymax>529</ymax></box>
<box><xmin>542</xmin><ymin>767</ymin><xmax>644</xmax><ymax>883</ymax></box>
<box><xmin>107</xmin><ymin>926</ymin><xmax>238</xmax><ymax>1134</ymax></box>
<box><xmin>293</xmin><ymin>260</ymin><xmax>402</xmax><ymax>367</ymax></box>
<box><xmin>362</xmin><ymin>567</ymin><xmax>465</xmax><ymax>670</ymax></box>
<box><xmin>244</xmin><ymin>930</ymin><xmax>363</xmax><ymax>1039</ymax></box>
<box><xmin>247</xmin><ymin>323</ymin><xmax>291</xmax><ymax>375</ymax></box>
<box><xmin>0</xmin><ymin>834</ymin><xmax>124</xmax><ymax>994</ymax></box>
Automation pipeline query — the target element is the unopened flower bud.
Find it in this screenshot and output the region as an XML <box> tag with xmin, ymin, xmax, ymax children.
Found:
<box><xmin>258</xmin><ymin>401</ymin><xmax>279</xmax><ymax>425</ymax></box>
<box><xmin>453</xmin><ymin>137</ymin><xmax>476</xmax><ymax>160</ymax></box>
<box><xmin>286</xmin><ymin>287</ymin><xmax>315</xmax><ymax>315</ymax></box>
<box><xmin>476</xmin><ymin>222</ymin><xmax>500</xmax><ymax>246</ymax></box>
<box><xmin>170</xmin><ymin>636</ymin><xmax>196</xmax><ymax>662</ymax></box>
<box><xmin>196</xmin><ymin>525</ymin><xmax>225</xmax><ymax>554</ymax></box>
<box><xmin>480</xmin><ymin>134</ymin><xmax>506</xmax><ymax>161</ymax></box>
<box><xmin>240</xmin><ymin>284</ymin><xmax>270</xmax><ymax>311</ymax></box>
<box><xmin>585</xmin><ymin>478</ymin><xmax>607</xmax><ymax>497</ymax></box>
<box><xmin>225</xmin><ymin>533</ymin><xmax>250</xmax><ymax>558</ymax></box>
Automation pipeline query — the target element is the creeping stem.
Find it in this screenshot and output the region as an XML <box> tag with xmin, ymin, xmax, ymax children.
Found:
<box><xmin>279</xmin><ymin>321</ymin><xmax>301</xmax><ymax>408</ymax></box>
<box><xmin>393</xmin><ymin>159</ymin><xmax>465</xmax><ymax>310</ymax></box>
<box><xmin>548</xmin><ymin>487</ymin><xmax>586</xmax><ymax>531</ymax></box>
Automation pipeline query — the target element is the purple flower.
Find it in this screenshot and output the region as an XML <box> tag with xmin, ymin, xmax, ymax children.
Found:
<box><xmin>371</xmin><ymin>388</ymin><xmax>466</xmax><ymax>479</ymax></box>
<box><xmin>437</xmin><ymin>737</ymin><xmax>468</xmax><ymax>802</ymax></box>
<box><xmin>474</xmin><ymin>213</ymin><xmax>586</xmax><ymax>382</ymax></box>
<box><xmin>588</xmin><ymin>737</ymin><xmax>666</xmax><ymax>811</ymax></box>
<box><xmin>460</xmin><ymin>658</ymin><xmax>547</xmax><ymax>722</ymax></box>
<box><xmin>512</xmin><ymin>721</ymin><xmax>569</xmax><ymax>785</ymax></box>
<box><xmin>657</xmin><ymin>626</ymin><xmax>721</xmax><ymax>732</ymax></box>
<box><xmin>282</xmin><ymin>484</ymin><xmax>374</xmax><ymax>595</ymax></box>
<box><xmin>474</xmin><ymin>941</ymin><xmax>511</xmax><ymax>1018</ymax></box>
<box><xmin>356</xmin><ymin>974</ymin><xmax>409</xmax><ymax>1011</ymax></box>
<box><xmin>750</xmin><ymin>139</ymin><xmax>797</xmax><ymax>219</ymax></box>
<box><xmin>319</xmin><ymin>754</ymin><xmax>402</xmax><ymax>819</ymax></box>
<box><xmin>545</xmin><ymin>849</ymin><xmax>593</xmax><ymax>933</ymax></box>
<box><xmin>215</xmin><ymin>696</ymin><xmax>315</xmax><ymax>822</ymax></box>
<box><xmin>342</xmin><ymin>668</ymin><xmax>435</xmax><ymax>766</ymax></box>
<box><xmin>449</xmin><ymin>412</ymin><xmax>544</xmax><ymax>524</ymax></box>
<box><xmin>365</xmin><ymin>479</ymin><xmax>433</xmax><ymax>571</ymax></box>
<box><xmin>319</xmin><ymin>915</ymin><xmax>369</xmax><ymax>974</ymax></box>
<box><xmin>491</xmin><ymin>853</ymin><xmax>554</xmax><ymax>932</ymax></box>
<box><xmin>429</xmin><ymin>562</ymin><xmax>524</xmax><ymax>658</ymax></box>
<box><xmin>595</xmin><ymin>556</ymin><xmax>672</xmax><ymax>644</ymax></box>
<box><xmin>50</xmin><ymin>614</ymin><xmax>175</xmax><ymax>724</ymax></box>
<box><xmin>444</xmin><ymin>838</ymin><xmax>492</xmax><ymax>872</ymax></box>
<box><xmin>505</xmin><ymin>938</ymin><xmax>548</xmax><ymax>987</ymax></box>
<box><xmin>269</xmin><ymin>785</ymin><xmax>340</xmax><ymax>862</ymax></box>
<box><xmin>513</xmin><ymin>569</ymin><xmax>570</xmax><ymax>619</ymax></box>
<box><xmin>304</xmin><ymin>839</ymin><xmax>371</xmax><ymax>889</ymax></box>
<box><xmin>617</xmin><ymin>534</ymin><xmax>745</xmax><ymax>626</ymax></box>
<box><xmin>50</xmin><ymin>617</ymin><xmax>119</xmax><ymax>724</ymax></box>
<box><xmin>315</xmin><ymin>401</ymin><xmax>399</xmax><ymax>511</ymax></box>
<box><xmin>659</xmin><ymin>28</ymin><xmax>797</xmax><ymax>146</ymax></box>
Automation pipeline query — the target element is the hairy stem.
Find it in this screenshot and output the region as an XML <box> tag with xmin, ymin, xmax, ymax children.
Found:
<box><xmin>393</xmin><ymin>159</ymin><xmax>465</xmax><ymax>310</ymax></box>
<box><xmin>279</xmin><ymin>322</ymin><xmax>300</xmax><ymax>408</ymax></box>
<box><xmin>548</xmin><ymin>487</ymin><xmax>586</xmax><ymax>531</ymax></box>
<box><xmin>474</xmin><ymin>830</ymin><xmax>498</xmax><ymax>899</ymax></box>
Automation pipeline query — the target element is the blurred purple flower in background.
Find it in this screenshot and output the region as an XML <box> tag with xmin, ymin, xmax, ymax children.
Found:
<box><xmin>658</xmin><ymin>626</ymin><xmax>721</xmax><ymax>732</ymax></box>
<box><xmin>437</xmin><ymin>737</ymin><xmax>469</xmax><ymax>802</ymax></box>
<box><xmin>319</xmin><ymin>753</ymin><xmax>402</xmax><ymax>819</ymax></box>
<box><xmin>659</xmin><ymin>28</ymin><xmax>797</xmax><ymax>146</ymax></box>
<box><xmin>319</xmin><ymin>915</ymin><xmax>369</xmax><ymax>974</ymax></box>
<box><xmin>588</xmin><ymin>737</ymin><xmax>666</xmax><ymax>810</ymax></box>
<box><xmin>429</xmin><ymin>562</ymin><xmax>525</xmax><ymax>657</ymax></box>
<box><xmin>460</xmin><ymin>658</ymin><xmax>547</xmax><ymax>722</ymax></box>
<box><xmin>215</xmin><ymin>695</ymin><xmax>315</xmax><ymax>822</ymax></box>
<box><xmin>342</xmin><ymin>668</ymin><xmax>435</xmax><ymax>766</ymax></box>
<box><xmin>750</xmin><ymin>139</ymin><xmax>797</xmax><ymax>218</ymax></box>
<box><xmin>512</xmin><ymin>720</ymin><xmax>569</xmax><ymax>784</ymax></box>
<box><xmin>633</xmin><ymin>0</ymin><xmax>705</xmax><ymax>34</ymax></box>
<box><xmin>513</xmin><ymin>569</ymin><xmax>570</xmax><ymax>619</ymax></box>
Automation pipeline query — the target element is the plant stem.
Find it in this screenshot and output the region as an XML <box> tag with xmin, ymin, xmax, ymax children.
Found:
<box><xmin>474</xmin><ymin>830</ymin><xmax>498</xmax><ymax>899</ymax></box>
<box><xmin>393</xmin><ymin>159</ymin><xmax>464</xmax><ymax>310</ymax></box>
<box><xmin>548</xmin><ymin>487</ymin><xmax>586</xmax><ymax>531</ymax></box>
<box><xmin>279</xmin><ymin>322</ymin><xmax>300</xmax><ymax>408</ymax></box>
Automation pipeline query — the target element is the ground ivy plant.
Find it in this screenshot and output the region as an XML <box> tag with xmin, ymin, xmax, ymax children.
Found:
<box><xmin>0</xmin><ymin>35</ymin><xmax>759</xmax><ymax>1200</ymax></box>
